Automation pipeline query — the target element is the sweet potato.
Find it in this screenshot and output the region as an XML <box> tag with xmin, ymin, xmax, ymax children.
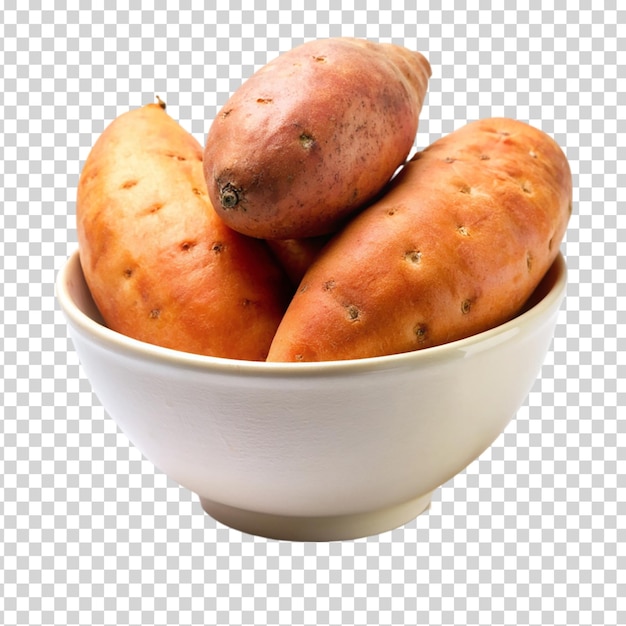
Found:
<box><xmin>203</xmin><ymin>37</ymin><xmax>431</xmax><ymax>239</ymax></box>
<box><xmin>266</xmin><ymin>235</ymin><xmax>330</xmax><ymax>286</ymax></box>
<box><xmin>77</xmin><ymin>99</ymin><xmax>290</xmax><ymax>360</ymax></box>
<box><xmin>267</xmin><ymin>117</ymin><xmax>572</xmax><ymax>362</ymax></box>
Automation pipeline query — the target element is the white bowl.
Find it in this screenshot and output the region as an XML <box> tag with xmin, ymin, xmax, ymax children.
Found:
<box><xmin>56</xmin><ymin>250</ymin><xmax>567</xmax><ymax>541</ymax></box>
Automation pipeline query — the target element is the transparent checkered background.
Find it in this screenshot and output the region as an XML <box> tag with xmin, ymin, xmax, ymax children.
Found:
<box><xmin>1</xmin><ymin>2</ymin><xmax>624</xmax><ymax>625</ymax></box>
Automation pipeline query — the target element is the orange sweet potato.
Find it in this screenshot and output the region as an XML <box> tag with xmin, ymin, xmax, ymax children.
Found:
<box><xmin>266</xmin><ymin>235</ymin><xmax>330</xmax><ymax>286</ymax></box>
<box><xmin>77</xmin><ymin>99</ymin><xmax>290</xmax><ymax>360</ymax></box>
<box><xmin>203</xmin><ymin>37</ymin><xmax>431</xmax><ymax>239</ymax></box>
<box><xmin>267</xmin><ymin>117</ymin><xmax>572</xmax><ymax>362</ymax></box>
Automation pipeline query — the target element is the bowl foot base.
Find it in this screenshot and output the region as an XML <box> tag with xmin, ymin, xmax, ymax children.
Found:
<box><xmin>199</xmin><ymin>492</ymin><xmax>432</xmax><ymax>541</ymax></box>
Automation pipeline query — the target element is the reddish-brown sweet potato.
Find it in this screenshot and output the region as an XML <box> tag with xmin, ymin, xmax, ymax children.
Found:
<box><xmin>77</xmin><ymin>99</ymin><xmax>291</xmax><ymax>360</ymax></box>
<box><xmin>267</xmin><ymin>117</ymin><xmax>572</xmax><ymax>362</ymax></box>
<box><xmin>203</xmin><ymin>37</ymin><xmax>431</xmax><ymax>239</ymax></box>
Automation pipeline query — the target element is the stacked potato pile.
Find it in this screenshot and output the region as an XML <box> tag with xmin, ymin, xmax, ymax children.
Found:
<box><xmin>76</xmin><ymin>38</ymin><xmax>572</xmax><ymax>362</ymax></box>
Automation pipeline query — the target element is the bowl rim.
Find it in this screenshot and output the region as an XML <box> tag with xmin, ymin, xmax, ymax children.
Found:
<box><xmin>56</xmin><ymin>248</ymin><xmax>567</xmax><ymax>378</ymax></box>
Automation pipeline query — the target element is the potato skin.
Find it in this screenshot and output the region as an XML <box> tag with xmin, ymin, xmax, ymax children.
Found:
<box><xmin>267</xmin><ymin>117</ymin><xmax>572</xmax><ymax>362</ymax></box>
<box><xmin>266</xmin><ymin>235</ymin><xmax>330</xmax><ymax>287</ymax></box>
<box><xmin>77</xmin><ymin>100</ymin><xmax>290</xmax><ymax>360</ymax></box>
<box><xmin>203</xmin><ymin>37</ymin><xmax>431</xmax><ymax>239</ymax></box>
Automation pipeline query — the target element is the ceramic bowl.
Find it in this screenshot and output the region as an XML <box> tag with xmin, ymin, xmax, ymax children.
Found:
<box><xmin>56</xmin><ymin>250</ymin><xmax>566</xmax><ymax>541</ymax></box>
